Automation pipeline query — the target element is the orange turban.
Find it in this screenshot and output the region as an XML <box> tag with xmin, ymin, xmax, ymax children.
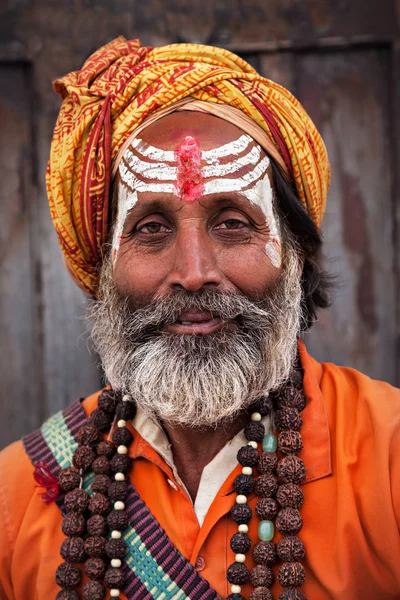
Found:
<box><xmin>47</xmin><ymin>36</ymin><xmax>330</xmax><ymax>295</ymax></box>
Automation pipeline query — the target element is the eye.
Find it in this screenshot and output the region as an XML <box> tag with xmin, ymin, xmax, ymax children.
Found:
<box><xmin>137</xmin><ymin>221</ymin><xmax>171</xmax><ymax>234</ymax></box>
<box><xmin>214</xmin><ymin>219</ymin><xmax>248</xmax><ymax>230</ymax></box>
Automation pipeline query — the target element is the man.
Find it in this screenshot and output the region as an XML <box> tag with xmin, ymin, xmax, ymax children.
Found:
<box><xmin>0</xmin><ymin>37</ymin><xmax>399</xmax><ymax>600</ymax></box>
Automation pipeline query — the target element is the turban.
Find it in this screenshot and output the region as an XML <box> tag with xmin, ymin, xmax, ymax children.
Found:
<box><xmin>47</xmin><ymin>36</ymin><xmax>330</xmax><ymax>295</ymax></box>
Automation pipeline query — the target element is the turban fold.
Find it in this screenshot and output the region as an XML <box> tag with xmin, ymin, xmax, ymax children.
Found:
<box><xmin>47</xmin><ymin>36</ymin><xmax>330</xmax><ymax>295</ymax></box>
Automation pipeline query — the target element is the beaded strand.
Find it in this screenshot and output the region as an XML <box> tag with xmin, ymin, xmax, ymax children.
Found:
<box><xmin>226</xmin><ymin>369</ymin><xmax>307</xmax><ymax>600</ymax></box>
<box><xmin>56</xmin><ymin>390</ymin><xmax>136</xmax><ymax>600</ymax></box>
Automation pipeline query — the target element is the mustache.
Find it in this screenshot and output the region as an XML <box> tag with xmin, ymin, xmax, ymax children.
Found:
<box><xmin>109</xmin><ymin>288</ymin><xmax>277</xmax><ymax>339</ymax></box>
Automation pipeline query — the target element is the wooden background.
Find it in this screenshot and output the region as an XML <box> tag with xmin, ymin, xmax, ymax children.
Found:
<box><xmin>1</xmin><ymin>1</ymin><xmax>399</xmax><ymax>448</ymax></box>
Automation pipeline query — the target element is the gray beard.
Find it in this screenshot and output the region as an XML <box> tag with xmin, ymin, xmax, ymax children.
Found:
<box><xmin>87</xmin><ymin>244</ymin><xmax>304</xmax><ymax>429</ymax></box>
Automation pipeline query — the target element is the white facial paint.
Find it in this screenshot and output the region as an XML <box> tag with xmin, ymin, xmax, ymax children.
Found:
<box><xmin>113</xmin><ymin>135</ymin><xmax>281</xmax><ymax>268</ymax></box>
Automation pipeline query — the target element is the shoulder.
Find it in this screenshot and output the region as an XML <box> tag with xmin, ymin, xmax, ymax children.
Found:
<box><xmin>0</xmin><ymin>390</ymin><xmax>103</xmax><ymax>547</ymax></box>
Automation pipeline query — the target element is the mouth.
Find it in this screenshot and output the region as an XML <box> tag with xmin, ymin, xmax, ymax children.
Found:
<box><xmin>162</xmin><ymin>310</ymin><xmax>229</xmax><ymax>335</ymax></box>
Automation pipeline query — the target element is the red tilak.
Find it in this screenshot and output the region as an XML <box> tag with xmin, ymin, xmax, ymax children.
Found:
<box><xmin>33</xmin><ymin>460</ymin><xmax>60</xmax><ymax>504</ymax></box>
<box><xmin>174</xmin><ymin>136</ymin><xmax>205</xmax><ymax>203</ymax></box>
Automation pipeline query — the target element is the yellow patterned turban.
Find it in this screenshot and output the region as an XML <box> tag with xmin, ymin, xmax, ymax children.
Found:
<box><xmin>47</xmin><ymin>36</ymin><xmax>330</xmax><ymax>295</ymax></box>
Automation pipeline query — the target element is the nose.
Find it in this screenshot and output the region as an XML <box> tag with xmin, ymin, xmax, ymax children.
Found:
<box><xmin>166</xmin><ymin>227</ymin><xmax>223</xmax><ymax>292</ymax></box>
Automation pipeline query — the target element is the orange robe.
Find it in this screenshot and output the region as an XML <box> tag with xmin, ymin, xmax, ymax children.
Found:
<box><xmin>0</xmin><ymin>343</ymin><xmax>399</xmax><ymax>600</ymax></box>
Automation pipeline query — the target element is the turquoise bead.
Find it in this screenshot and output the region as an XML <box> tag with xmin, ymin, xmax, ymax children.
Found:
<box><xmin>262</xmin><ymin>433</ymin><xmax>278</xmax><ymax>452</ymax></box>
<box><xmin>258</xmin><ymin>520</ymin><xmax>274</xmax><ymax>541</ymax></box>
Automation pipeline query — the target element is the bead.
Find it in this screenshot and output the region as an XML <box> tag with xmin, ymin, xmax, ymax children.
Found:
<box><xmin>262</xmin><ymin>434</ymin><xmax>278</xmax><ymax>453</ymax></box>
<box><xmin>251</xmin><ymin>412</ymin><xmax>262</xmax><ymax>421</ymax></box>
<box><xmin>242</xmin><ymin>467</ymin><xmax>252</xmax><ymax>475</ymax></box>
<box><xmin>277</xmin><ymin>561</ymin><xmax>305</xmax><ymax>587</ymax></box>
<box><xmin>278</xmin><ymin>590</ymin><xmax>307</xmax><ymax>600</ymax></box>
<box><xmin>257</xmin><ymin>452</ymin><xmax>278</xmax><ymax>474</ymax></box>
<box><xmin>258</xmin><ymin>520</ymin><xmax>274</xmax><ymax>541</ymax></box>
<box><xmin>92</xmin><ymin>474</ymin><xmax>111</xmax><ymax>495</ymax></box>
<box><xmin>72</xmin><ymin>446</ymin><xmax>96</xmax><ymax>471</ymax></box>
<box><xmin>122</xmin><ymin>394</ymin><xmax>130</xmax><ymax>401</ymax></box>
<box><xmin>84</xmin><ymin>536</ymin><xmax>107</xmax><ymax>558</ymax></box>
<box><xmin>227</xmin><ymin>562</ymin><xmax>250</xmax><ymax>584</ymax></box>
<box><xmin>276</xmin><ymin>508</ymin><xmax>303</xmax><ymax>536</ymax></box>
<box><xmin>233</xmin><ymin>474</ymin><xmax>254</xmax><ymax>496</ymax></box>
<box><xmin>231</xmin><ymin>585</ymin><xmax>242</xmax><ymax>594</ymax></box>
<box><xmin>248</xmin><ymin>441</ymin><xmax>258</xmax><ymax>449</ymax></box>
<box><xmin>82</xmin><ymin>580</ymin><xmax>105</xmax><ymax>600</ymax></box>
<box><xmin>116</xmin><ymin>400</ymin><xmax>136</xmax><ymax>420</ymax></box>
<box><xmin>107</xmin><ymin>509</ymin><xmax>129</xmax><ymax>531</ymax></box>
<box><xmin>92</xmin><ymin>456</ymin><xmax>110</xmax><ymax>475</ymax></box>
<box><xmin>111</xmin><ymin>559</ymin><xmax>121</xmax><ymax>568</ymax></box>
<box><xmin>55</xmin><ymin>562</ymin><xmax>82</xmax><ymax>589</ymax></box>
<box><xmin>237</xmin><ymin>445</ymin><xmax>259</xmax><ymax>467</ymax></box>
<box><xmin>227</xmin><ymin>594</ymin><xmax>245</xmax><ymax>600</ymax></box>
<box><xmin>89</xmin><ymin>408</ymin><xmax>114</xmax><ymax>433</ymax></box>
<box><xmin>250</xmin><ymin>587</ymin><xmax>274</xmax><ymax>600</ymax></box>
<box><xmin>112</xmin><ymin>427</ymin><xmax>133</xmax><ymax>447</ymax></box>
<box><xmin>253</xmin><ymin>541</ymin><xmax>277</xmax><ymax>566</ymax></box>
<box><xmin>277</xmin><ymin>536</ymin><xmax>305</xmax><ymax>562</ymax></box>
<box><xmin>89</xmin><ymin>493</ymin><xmax>111</xmax><ymax>516</ymax></box>
<box><xmin>230</xmin><ymin>532</ymin><xmax>251</xmax><ymax>554</ymax></box>
<box><xmin>238</xmin><ymin>524</ymin><xmax>249</xmax><ymax>533</ymax></box>
<box><xmin>231</xmin><ymin>504</ymin><xmax>252</xmax><ymax>524</ymax></box>
<box><xmin>76</xmin><ymin>424</ymin><xmax>102</xmax><ymax>447</ymax></box>
<box><xmin>115</xmin><ymin>472</ymin><xmax>125</xmax><ymax>481</ymax></box>
<box><xmin>84</xmin><ymin>557</ymin><xmax>106</xmax><ymax>580</ymax></box>
<box><xmin>87</xmin><ymin>515</ymin><xmax>108</xmax><ymax>537</ymax></box>
<box><xmin>250</xmin><ymin>564</ymin><xmax>274</xmax><ymax>587</ymax></box>
<box><xmin>98</xmin><ymin>389</ymin><xmax>119</xmax><ymax>413</ymax></box>
<box><xmin>257</xmin><ymin>396</ymin><xmax>273</xmax><ymax>416</ymax></box>
<box><xmin>277</xmin><ymin>386</ymin><xmax>306</xmax><ymax>412</ymax></box>
<box><xmin>111</xmin><ymin>530</ymin><xmax>121</xmax><ymax>539</ymax></box>
<box><xmin>111</xmin><ymin>589</ymin><xmax>121</xmax><ymax>597</ymax></box>
<box><xmin>105</xmin><ymin>566</ymin><xmax>126</xmax><ymax>588</ymax></box>
<box><xmin>108</xmin><ymin>481</ymin><xmax>129</xmax><ymax>502</ymax></box>
<box><xmin>110</xmin><ymin>454</ymin><xmax>132</xmax><ymax>475</ymax></box>
<box><xmin>117</xmin><ymin>445</ymin><xmax>128</xmax><ymax>455</ymax></box>
<box><xmin>60</xmin><ymin>537</ymin><xmax>86</xmax><ymax>563</ymax></box>
<box><xmin>278</xmin><ymin>430</ymin><xmax>303</xmax><ymax>454</ymax></box>
<box><xmin>254</xmin><ymin>474</ymin><xmax>278</xmax><ymax>497</ymax></box>
<box><xmin>58</xmin><ymin>466</ymin><xmax>81</xmax><ymax>492</ymax></box>
<box><xmin>236</xmin><ymin>495</ymin><xmax>247</xmax><ymax>504</ymax></box>
<box><xmin>96</xmin><ymin>440</ymin><xmax>116</xmax><ymax>459</ymax></box>
<box><xmin>277</xmin><ymin>456</ymin><xmax>306</xmax><ymax>485</ymax></box>
<box><xmin>276</xmin><ymin>484</ymin><xmax>304</xmax><ymax>509</ymax></box>
<box><xmin>64</xmin><ymin>488</ymin><xmax>89</xmax><ymax>513</ymax></box>
<box><xmin>114</xmin><ymin>501</ymin><xmax>125</xmax><ymax>510</ymax></box>
<box><xmin>235</xmin><ymin>554</ymin><xmax>246</xmax><ymax>563</ymax></box>
<box><xmin>275</xmin><ymin>408</ymin><xmax>302</xmax><ymax>432</ymax></box>
<box><xmin>105</xmin><ymin>538</ymin><xmax>127</xmax><ymax>559</ymax></box>
<box><xmin>244</xmin><ymin>421</ymin><xmax>265</xmax><ymax>443</ymax></box>
<box><xmin>117</xmin><ymin>419</ymin><xmax>126</xmax><ymax>428</ymax></box>
<box><xmin>62</xmin><ymin>513</ymin><xmax>86</xmax><ymax>537</ymax></box>
<box><xmin>256</xmin><ymin>497</ymin><xmax>278</xmax><ymax>520</ymax></box>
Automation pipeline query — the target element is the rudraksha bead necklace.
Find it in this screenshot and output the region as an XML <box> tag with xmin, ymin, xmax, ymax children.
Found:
<box><xmin>55</xmin><ymin>369</ymin><xmax>306</xmax><ymax>600</ymax></box>
<box><xmin>227</xmin><ymin>369</ymin><xmax>307</xmax><ymax>600</ymax></box>
<box><xmin>56</xmin><ymin>390</ymin><xmax>136</xmax><ymax>600</ymax></box>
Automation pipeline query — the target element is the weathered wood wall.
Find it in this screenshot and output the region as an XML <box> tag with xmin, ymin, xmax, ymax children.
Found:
<box><xmin>0</xmin><ymin>0</ymin><xmax>399</xmax><ymax>448</ymax></box>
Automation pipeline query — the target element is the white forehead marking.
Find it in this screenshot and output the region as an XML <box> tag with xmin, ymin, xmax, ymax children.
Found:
<box><xmin>123</xmin><ymin>144</ymin><xmax>262</xmax><ymax>181</ymax></box>
<box><xmin>130</xmin><ymin>134</ymin><xmax>253</xmax><ymax>162</ymax></box>
<box><xmin>113</xmin><ymin>135</ymin><xmax>281</xmax><ymax>268</ymax></box>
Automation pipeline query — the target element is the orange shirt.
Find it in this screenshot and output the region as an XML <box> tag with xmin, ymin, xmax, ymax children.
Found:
<box><xmin>0</xmin><ymin>343</ymin><xmax>400</xmax><ymax>600</ymax></box>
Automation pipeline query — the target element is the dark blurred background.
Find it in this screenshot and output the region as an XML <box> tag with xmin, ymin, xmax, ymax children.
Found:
<box><xmin>0</xmin><ymin>0</ymin><xmax>399</xmax><ymax>448</ymax></box>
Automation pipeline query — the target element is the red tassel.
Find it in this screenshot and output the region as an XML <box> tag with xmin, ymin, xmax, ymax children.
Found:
<box><xmin>33</xmin><ymin>460</ymin><xmax>60</xmax><ymax>505</ymax></box>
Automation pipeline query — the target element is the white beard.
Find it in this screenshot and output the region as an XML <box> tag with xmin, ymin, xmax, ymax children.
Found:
<box><xmin>88</xmin><ymin>243</ymin><xmax>303</xmax><ymax>429</ymax></box>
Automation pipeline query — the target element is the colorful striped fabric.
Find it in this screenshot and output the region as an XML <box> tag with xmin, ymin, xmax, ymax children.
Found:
<box><xmin>23</xmin><ymin>400</ymin><xmax>220</xmax><ymax>600</ymax></box>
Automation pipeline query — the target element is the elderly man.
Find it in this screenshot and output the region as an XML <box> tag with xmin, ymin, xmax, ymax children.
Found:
<box><xmin>0</xmin><ymin>38</ymin><xmax>399</xmax><ymax>600</ymax></box>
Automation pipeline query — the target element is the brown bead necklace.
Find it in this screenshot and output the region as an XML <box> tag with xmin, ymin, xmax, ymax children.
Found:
<box><xmin>54</xmin><ymin>369</ymin><xmax>306</xmax><ymax>600</ymax></box>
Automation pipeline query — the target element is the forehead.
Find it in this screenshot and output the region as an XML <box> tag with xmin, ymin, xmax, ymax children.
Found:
<box><xmin>138</xmin><ymin>112</ymin><xmax>253</xmax><ymax>151</ymax></box>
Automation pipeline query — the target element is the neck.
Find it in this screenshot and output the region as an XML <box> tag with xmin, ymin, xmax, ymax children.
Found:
<box><xmin>162</xmin><ymin>412</ymin><xmax>250</xmax><ymax>502</ymax></box>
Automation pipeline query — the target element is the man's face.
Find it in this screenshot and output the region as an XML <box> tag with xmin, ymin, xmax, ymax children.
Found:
<box><xmin>113</xmin><ymin>112</ymin><xmax>283</xmax><ymax>328</ymax></box>
<box><xmin>89</xmin><ymin>112</ymin><xmax>302</xmax><ymax>428</ymax></box>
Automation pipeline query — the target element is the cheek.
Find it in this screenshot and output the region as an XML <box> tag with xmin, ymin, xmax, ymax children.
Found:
<box><xmin>113</xmin><ymin>247</ymin><xmax>168</xmax><ymax>296</ymax></box>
